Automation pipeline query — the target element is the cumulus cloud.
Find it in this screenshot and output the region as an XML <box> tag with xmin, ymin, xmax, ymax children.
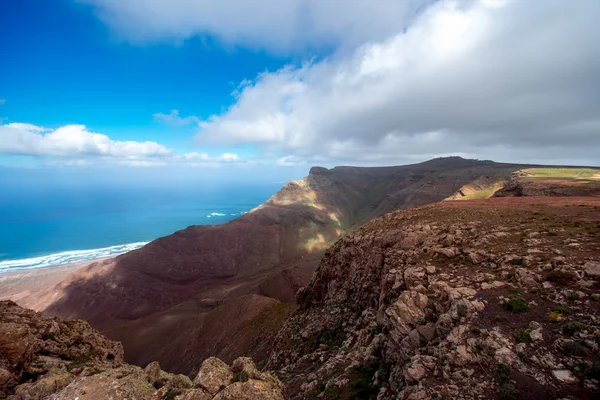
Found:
<box><xmin>0</xmin><ymin>123</ymin><xmax>171</xmax><ymax>158</ymax></box>
<box><xmin>153</xmin><ymin>110</ymin><xmax>199</xmax><ymax>127</ymax></box>
<box><xmin>194</xmin><ymin>0</ymin><xmax>600</xmax><ymax>166</ymax></box>
<box><xmin>0</xmin><ymin>123</ymin><xmax>244</xmax><ymax>167</ymax></box>
<box><xmin>78</xmin><ymin>0</ymin><xmax>432</xmax><ymax>52</ymax></box>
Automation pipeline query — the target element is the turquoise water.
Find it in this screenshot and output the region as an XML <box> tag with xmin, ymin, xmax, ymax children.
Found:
<box><xmin>0</xmin><ymin>180</ymin><xmax>281</xmax><ymax>273</ymax></box>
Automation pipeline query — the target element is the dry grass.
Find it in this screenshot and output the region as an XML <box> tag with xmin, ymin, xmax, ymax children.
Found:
<box><xmin>521</xmin><ymin>168</ymin><xmax>600</xmax><ymax>180</ymax></box>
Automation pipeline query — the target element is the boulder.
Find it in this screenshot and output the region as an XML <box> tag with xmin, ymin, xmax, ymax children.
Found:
<box><xmin>213</xmin><ymin>379</ymin><xmax>284</xmax><ymax>400</ymax></box>
<box><xmin>231</xmin><ymin>357</ymin><xmax>261</xmax><ymax>380</ymax></box>
<box><xmin>584</xmin><ymin>261</ymin><xmax>600</xmax><ymax>278</ymax></box>
<box><xmin>144</xmin><ymin>361</ymin><xmax>161</xmax><ymax>384</ymax></box>
<box><xmin>385</xmin><ymin>291</ymin><xmax>428</xmax><ymax>338</ymax></box>
<box><xmin>194</xmin><ymin>357</ymin><xmax>233</xmax><ymax>395</ymax></box>
<box><xmin>552</xmin><ymin>370</ymin><xmax>579</xmax><ymax>384</ymax></box>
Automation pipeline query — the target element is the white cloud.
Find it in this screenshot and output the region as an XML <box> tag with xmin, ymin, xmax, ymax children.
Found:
<box><xmin>217</xmin><ymin>153</ymin><xmax>240</xmax><ymax>162</ymax></box>
<box><xmin>182</xmin><ymin>151</ymin><xmax>243</xmax><ymax>164</ymax></box>
<box><xmin>78</xmin><ymin>0</ymin><xmax>432</xmax><ymax>53</ymax></box>
<box><xmin>194</xmin><ymin>0</ymin><xmax>600</xmax><ymax>166</ymax></box>
<box><xmin>0</xmin><ymin>123</ymin><xmax>171</xmax><ymax>158</ymax></box>
<box><xmin>0</xmin><ymin>123</ymin><xmax>246</xmax><ymax>167</ymax></box>
<box><xmin>153</xmin><ymin>110</ymin><xmax>199</xmax><ymax>127</ymax></box>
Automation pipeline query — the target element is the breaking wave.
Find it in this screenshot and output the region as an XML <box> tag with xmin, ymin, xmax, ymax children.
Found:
<box><xmin>0</xmin><ymin>242</ymin><xmax>149</xmax><ymax>273</ymax></box>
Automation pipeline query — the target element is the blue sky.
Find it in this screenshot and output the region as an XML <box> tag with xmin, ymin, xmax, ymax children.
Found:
<box><xmin>0</xmin><ymin>0</ymin><xmax>598</xmax><ymax>174</ymax></box>
<box><xmin>0</xmin><ymin>0</ymin><xmax>291</xmax><ymax>159</ymax></box>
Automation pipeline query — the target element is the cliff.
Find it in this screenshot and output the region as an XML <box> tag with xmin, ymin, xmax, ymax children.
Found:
<box><xmin>0</xmin><ymin>300</ymin><xmax>284</xmax><ymax>400</ymax></box>
<box><xmin>268</xmin><ymin>197</ymin><xmax>600</xmax><ymax>399</ymax></box>
<box><xmin>23</xmin><ymin>157</ymin><xmax>527</xmax><ymax>373</ymax></box>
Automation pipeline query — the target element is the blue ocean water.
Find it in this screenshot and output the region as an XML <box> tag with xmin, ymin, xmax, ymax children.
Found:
<box><xmin>0</xmin><ymin>180</ymin><xmax>282</xmax><ymax>273</ymax></box>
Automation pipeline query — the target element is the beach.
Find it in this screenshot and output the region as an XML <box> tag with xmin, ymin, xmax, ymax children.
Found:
<box><xmin>0</xmin><ymin>260</ymin><xmax>95</xmax><ymax>309</ymax></box>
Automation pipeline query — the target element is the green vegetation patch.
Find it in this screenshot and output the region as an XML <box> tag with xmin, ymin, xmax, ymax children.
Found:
<box><xmin>551</xmin><ymin>306</ymin><xmax>573</xmax><ymax>315</ymax></box>
<box><xmin>563</xmin><ymin>341</ymin><xmax>586</xmax><ymax>357</ymax></box>
<box><xmin>503</xmin><ymin>297</ymin><xmax>530</xmax><ymax>313</ymax></box>
<box><xmin>498</xmin><ymin>383</ymin><xmax>519</xmax><ymax>400</ymax></box>
<box><xmin>348</xmin><ymin>360</ymin><xmax>390</xmax><ymax>399</ymax></box>
<box><xmin>521</xmin><ymin>168</ymin><xmax>600</xmax><ymax>180</ymax></box>
<box><xmin>562</xmin><ymin>322</ymin><xmax>588</xmax><ymax>336</ymax></box>
<box><xmin>514</xmin><ymin>329</ymin><xmax>532</xmax><ymax>344</ymax></box>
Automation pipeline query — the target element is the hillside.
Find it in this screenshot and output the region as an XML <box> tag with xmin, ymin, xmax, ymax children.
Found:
<box><xmin>6</xmin><ymin>195</ymin><xmax>598</xmax><ymax>400</ymax></box>
<box><xmin>16</xmin><ymin>157</ymin><xmax>600</xmax><ymax>376</ymax></box>
<box><xmin>14</xmin><ymin>157</ymin><xmax>530</xmax><ymax>374</ymax></box>
<box><xmin>267</xmin><ymin>197</ymin><xmax>600</xmax><ymax>399</ymax></box>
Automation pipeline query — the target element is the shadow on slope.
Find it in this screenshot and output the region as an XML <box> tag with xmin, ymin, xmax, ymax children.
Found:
<box><xmin>32</xmin><ymin>157</ymin><xmax>528</xmax><ymax>374</ymax></box>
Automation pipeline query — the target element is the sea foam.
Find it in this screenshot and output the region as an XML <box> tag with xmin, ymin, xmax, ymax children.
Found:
<box><xmin>0</xmin><ymin>242</ymin><xmax>148</xmax><ymax>273</ymax></box>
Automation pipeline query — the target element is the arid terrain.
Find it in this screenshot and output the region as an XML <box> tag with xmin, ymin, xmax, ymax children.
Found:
<box><xmin>0</xmin><ymin>300</ymin><xmax>284</xmax><ymax>399</ymax></box>
<box><xmin>2</xmin><ymin>158</ymin><xmax>600</xmax><ymax>399</ymax></box>
<box><xmin>269</xmin><ymin>196</ymin><xmax>600</xmax><ymax>399</ymax></box>
<box><xmin>13</xmin><ymin>157</ymin><xmax>533</xmax><ymax>373</ymax></box>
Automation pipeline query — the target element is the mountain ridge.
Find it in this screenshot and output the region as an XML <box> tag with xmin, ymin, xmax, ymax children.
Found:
<box><xmin>13</xmin><ymin>157</ymin><xmax>599</xmax><ymax>375</ymax></box>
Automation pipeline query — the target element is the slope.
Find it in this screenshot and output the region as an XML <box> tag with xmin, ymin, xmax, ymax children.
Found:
<box><xmin>19</xmin><ymin>157</ymin><xmax>529</xmax><ymax>374</ymax></box>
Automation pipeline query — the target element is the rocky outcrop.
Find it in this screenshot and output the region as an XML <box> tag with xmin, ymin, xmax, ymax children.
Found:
<box><xmin>268</xmin><ymin>197</ymin><xmax>600</xmax><ymax>399</ymax></box>
<box><xmin>0</xmin><ymin>300</ymin><xmax>284</xmax><ymax>400</ymax></box>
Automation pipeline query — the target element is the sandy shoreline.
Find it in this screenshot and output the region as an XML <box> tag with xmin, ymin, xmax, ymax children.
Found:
<box><xmin>0</xmin><ymin>260</ymin><xmax>101</xmax><ymax>305</ymax></box>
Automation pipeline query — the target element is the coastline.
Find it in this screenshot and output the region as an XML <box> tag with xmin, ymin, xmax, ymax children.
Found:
<box><xmin>0</xmin><ymin>259</ymin><xmax>102</xmax><ymax>306</ymax></box>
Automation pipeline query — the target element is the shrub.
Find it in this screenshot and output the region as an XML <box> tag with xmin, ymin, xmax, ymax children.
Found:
<box><xmin>562</xmin><ymin>322</ymin><xmax>588</xmax><ymax>336</ymax></box>
<box><xmin>457</xmin><ymin>304</ymin><xmax>467</xmax><ymax>318</ymax></box>
<box><xmin>563</xmin><ymin>341</ymin><xmax>586</xmax><ymax>357</ymax></box>
<box><xmin>498</xmin><ymin>383</ymin><xmax>519</xmax><ymax>400</ymax></box>
<box><xmin>495</xmin><ymin>363</ymin><xmax>511</xmax><ymax>385</ymax></box>
<box><xmin>514</xmin><ymin>329</ymin><xmax>532</xmax><ymax>344</ymax></box>
<box><xmin>348</xmin><ymin>364</ymin><xmax>379</xmax><ymax>399</ymax></box>
<box><xmin>551</xmin><ymin>306</ymin><xmax>572</xmax><ymax>315</ymax></box>
<box><xmin>548</xmin><ymin>311</ymin><xmax>563</xmax><ymax>321</ymax></box>
<box><xmin>503</xmin><ymin>298</ymin><xmax>530</xmax><ymax>313</ymax></box>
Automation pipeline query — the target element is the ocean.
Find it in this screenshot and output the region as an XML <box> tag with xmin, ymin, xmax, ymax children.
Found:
<box><xmin>0</xmin><ymin>180</ymin><xmax>282</xmax><ymax>273</ymax></box>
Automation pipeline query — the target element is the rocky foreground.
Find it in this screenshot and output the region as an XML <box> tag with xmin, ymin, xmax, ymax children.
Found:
<box><xmin>268</xmin><ymin>197</ymin><xmax>600</xmax><ymax>399</ymax></box>
<box><xmin>0</xmin><ymin>300</ymin><xmax>284</xmax><ymax>399</ymax></box>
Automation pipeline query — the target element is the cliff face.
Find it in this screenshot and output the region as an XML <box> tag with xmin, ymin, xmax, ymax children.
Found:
<box><xmin>268</xmin><ymin>197</ymin><xmax>600</xmax><ymax>399</ymax></box>
<box><xmin>0</xmin><ymin>300</ymin><xmax>284</xmax><ymax>400</ymax></box>
<box><xmin>19</xmin><ymin>157</ymin><xmax>528</xmax><ymax>374</ymax></box>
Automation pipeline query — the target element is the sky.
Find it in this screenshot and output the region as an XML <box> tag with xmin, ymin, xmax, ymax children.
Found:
<box><xmin>0</xmin><ymin>0</ymin><xmax>599</xmax><ymax>180</ymax></box>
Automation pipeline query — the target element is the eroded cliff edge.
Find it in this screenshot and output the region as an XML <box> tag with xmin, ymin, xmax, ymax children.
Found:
<box><xmin>0</xmin><ymin>300</ymin><xmax>284</xmax><ymax>400</ymax></box>
<box><xmin>268</xmin><ymin>197</ymin><xmax>600</xmax><ymax>399</ymax></box>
